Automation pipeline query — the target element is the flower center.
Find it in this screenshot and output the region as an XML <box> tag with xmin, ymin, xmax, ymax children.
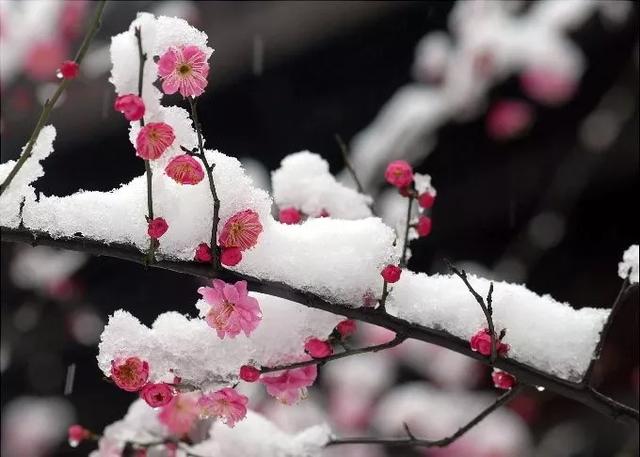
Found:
<box><xmin>212</xmin><ymin>301</ymin><xmax>235</xmax><ymax>329</ymax></box>
<box><xmin>178</xmin><ymin>63</ymin><xmax>192</xmax><ymax>75</ymax></box>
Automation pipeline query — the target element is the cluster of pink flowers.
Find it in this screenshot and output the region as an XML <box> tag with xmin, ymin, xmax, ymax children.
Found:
<box><xmin>384</xmin><ymin>160</ymin><xmax>435</xmax><ymax>238</ymax></box>
<box><xmin>277</xmin><ymin>207</ymin><xmax>329</xmax><ymax>225</ymax></box>
<box><xmin>111</xmin><ymin>43</ymin><xmax>211</xmax><ymax>244</ymax></box>
<box><xmin>109</xmin><ymin>356</ymin><xmax>177</xmax><ymax>408</ymax></box>
<box><xmin>198</xmin><ymin>279</ymin><xmax>262</xmax><ymax>339</ymax></box>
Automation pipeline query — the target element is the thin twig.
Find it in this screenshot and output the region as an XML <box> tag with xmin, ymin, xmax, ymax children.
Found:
<box><xmin>188</xmin><ymin>97</ymin><xmax>221</xmax><ymax>269</ymax></box>
<box><xmin>259</xmin><ymin>334</ymin><xmax>406</xmax><ymax>374</ymax></box>
<box><xmin>583</xmin><ymin>273</ymin><xmax>637</xmax><ymax>385</ymax></box>
<box><xmin>1</xmin><ymin>227</ymin><xmax>638</xmax><ymax>424</ymax></box>
<box><xmin>0</xmin><ymin>0</ymin><xmax>107</xmax><ymax>196</ymax></box>
<box><xmin>327</xmin><ymin>386</ymin><xmax>523</xmax><ymax>448</ymax></box>
<box><xmin>446</xmin><ymin>259</ymin><xmax>498</xmax><ymax>364</ymax></box>
<box><xmin>335</xmin><ymin>134</ymin><xmax>365</xmax><ymax>194</ymax></box>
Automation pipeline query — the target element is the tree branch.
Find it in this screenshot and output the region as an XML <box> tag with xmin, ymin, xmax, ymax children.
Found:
<box><xmin>335</xmin><ymin>134</ymin><xmax>365</xmax><ymax>195</ymax></box>
<box><xmin>1</xmin><ymin>226</ymin><xmax>637</xmax><ymax>424</ymax></box>
<box><xmin>327</xmin><ymin>385</ymin><xmax>523</xmax><ymax>448</ymax></box>
<box><xmin>0</xmin><ymin>0</ymin><xmax>107</xmax><ymax>196</ymax></box>
<box><xmin>259</xmin><ymin>334</ymin><xmax>406</xmax><ymax>374</ymax></box>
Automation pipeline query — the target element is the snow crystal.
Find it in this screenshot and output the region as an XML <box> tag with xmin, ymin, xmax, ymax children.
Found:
<box><xmin>373</xmin><ymin>382</ymin><xmax>531</xmax><ymax>457</ymax></box>
<box><xmin>387</xmin><ymin>272</ymin><xmax>609</xmax><ymax>381</ymax></box>
<box><xmin>618</xmin><ymin>244</ymin><xmax>639</xmax><ymax>284</ymax></box>
<box><xmin>272</xmin><ymin>151</ymin><xmax>372</xmax><ymax>219</ymax></box>
<box><xmin>98</xmin><ymin>293</ymin><xmax>342</xmax><ymax>389</ymax></box>
<box><xmin>0</xmin><ymin>126</ymin><xmax>56</xmax><ymax>228</ymax></box>
<box><xmin>91</xmin><ymin>399</ymin><xmax>330</xmax><ymax>457</ymax></box>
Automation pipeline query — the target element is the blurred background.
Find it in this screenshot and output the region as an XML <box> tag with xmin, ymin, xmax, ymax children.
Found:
<box><xmin>0</xmin><ymin>1</ymin><xmax>638</xmax><ymax>456</ymax></box>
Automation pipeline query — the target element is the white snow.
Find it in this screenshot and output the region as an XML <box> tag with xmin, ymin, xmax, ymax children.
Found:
<box><xmin>618</xmin><ymin>244</ymin><xmax>639</xmax><ymax>284</ymax></box>
<box><xmin>272</xmin><ymin>151</ymin><xmax>372</xmax><ymax>219</ymax></box>
<box><xmin>98</xmin><ymin>292</ymin><xmax>342</xmax><ymax>389</ymax></box>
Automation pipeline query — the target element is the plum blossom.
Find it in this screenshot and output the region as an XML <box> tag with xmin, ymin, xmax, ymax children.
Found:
<box><xmin>220</xmin><ymin>247</ymin><xmax>242</xmax><ymax>266</ymax></box>
<box><xmin>157</xmin><ymin>45</ymin><xmax>209</xmax><ymax>97</ymax></box>
<box><xmin>304</xmin><ymin>338</ymin><xmax>333</xmax><ymax>358</ymax></box>
<box><xmin>418</xmin><ymin>192</ymin><xmax>435</xmax><ymax>209</ymax></box>
<box><xmin>470</xmin><ymin>328</ymin><xmax>510</xmax><ymax>357</ymax></box>
<box><xmin>416</xmin><ymin>215</ymin><xmax>432</xmax><ymax>237</ymax></box>
<box><xmin>165</xmin><ymin>154</ymin><xmax>205</xmax><ymax>185</ymax></box>
<box><xmin>218</xmin><ymin>210</ymin><xmax>262</xmax><ymax>251</ymax></box>
<box><xmin>520</xmin><ymin>68</ymin><xmax>577</xmax><ymax>106</ymax></box>
<box><xmin>197</xmin><ymin>279</ymin><xmax>262</xmax><ymax>338</ymax></box>
<box><xmin>140</xmin><ymin>382</ymin><xmax>175</xmax><ymax>407</ymax></box>
<box><xmin>198</xmin><ymin>387</ymin><xmax>248</xmax><ymax>427</ymax></box>
<box><xmin>194</xmin><ymin>243</ymin><xmax>212</xmax><ymax>262</ymax></box>
<box><xmin>135</xmin><ymin>122</ymin><xmax>175</xmax><ymax>160</ymax></box>
<box><xmin>384</xmin><ymin>160</ymin><xmax>413</xmax><ymax>188</ymax></box>
<box><xmin>492</xmin><ymin>369</ymin><xmax>516</xmax><ymax>390</ymax></box>
<box><xmin>59</xmin><ymin>60</ymin><xmax>79</xmax><ymax>79</ymax></box>
<box><xmin>279</xmin><ymin>207</ymin><xmax>302</xmax><ymax>224</ymax></box>
<box><xmin>68</xmin><ymin>425</ymin><xmax>89</xmax><ymax>447</ymax></box>
<box><xmin>260</xmin><ymin>364</ymin><xmax>318</xmax><ymax>405</ymax></box>
<box><xmin>147</xmin><ymin>217</ymin><xmax>169</xmax><ymax>239</ymax></box>
<box><xmin>239</xmin><ymin>365</ymin><xmax>261</xmax><ymax>383</ymax></box>
<box><xmin>110</xmin><ymin>357</ymin><xmax>149</xmax><ymax>392</ymax></box>
<box><xmin>114</xmin><ymin>94</ymin><xmax>145</xmax><ymax>121</ymax></box>
<box><xmin>486</xmin><ymin>100</ymin><xmax>534</xmax><ymax>140</ymax></box>
<box><xmin>158</xmin><ymin>392</ymin><xmax>201</xmax><ymax>436</ymax></box>
<box><xmin>381</xmin><ymin>265</ymin><xmax>402</xmax><ymax>283</ymax></box>
<box><xmin>336</xmin><ymin>319</ymin><xmax>356</xmax><ymax>338</ymax></box>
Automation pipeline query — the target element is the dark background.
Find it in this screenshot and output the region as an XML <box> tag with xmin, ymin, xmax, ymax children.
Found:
<box><xmin>1</xmin><ymin>1</ymin><xmax>638</xmax><ymax>456</ymax></box>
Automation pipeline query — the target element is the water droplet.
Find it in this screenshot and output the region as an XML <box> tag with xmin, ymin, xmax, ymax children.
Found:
<box><xmin>536</xmin><ymin>386</ymin><xmax>545</xmax><ymax>392</ymax></box>
<box><xmin>56</xmin><ymin>70</ymin><xmax>63</xmax><ymax>79</ymax></box>
<box><xmin>69</xmin><ymin>439</ymin><xmax>79</xmax><ymax>448</ymax></box>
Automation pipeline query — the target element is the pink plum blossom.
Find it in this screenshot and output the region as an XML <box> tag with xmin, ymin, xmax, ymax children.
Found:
<box><xmin>470</xmin><ymin>328</ymin><xmax>510</xmax><ymax>357</ymax></box>
<box><xmin>492</xmin><ymin>369</ymin><xmax>516</xmax><ymax>390</ymax></box>
<box><xmin>520</xmin><ymin>67</ymin><xmax>577</xmax><ymax>106</ymax></box>
<box><xmin>110</xmin><ymin>357</ymin><xmax>149</xmax><ymax>392</ymax></box>
<box><xmin>239</xmin><ymin>365</ymin><xmax>261</xmax><ymax>382</ymax></box>
<box><xmin>157</xmin><ymin>45</ymin><xmax>209</xmax><ymax>98</ymax></box>
<box><xmin>384</xmin><ymin>160</ymin><xmax>413</xmax><ymax>188</ymax></box>
<box><xmin>418</xmin><ymin>192</ymin><xmax>435</xmax><ymax>209</ymax></box>
<box><xmin>381</xmin><ymin>265</ymin><xmax>402</xmax><ymax>283</ymax></box>
<box><xmin>198</xmin><ymin>387</ymin><xmax>248</xmax><ymax>427</ymax></box>
<box><xmin>304</xmin><ymin>338</ymin><xmax>333</xmax><ymax>358</ymax></box>
<box><xmin>59</xmin><ymin>60</ymin><xmax>79</xmax><ymax>79</ymax></box>
<box><xmin>220</xmin><ymin>247</ymin><xmax>242</xmax><ymax>266</ymax></box>
<box><xmin>218</xmin><ymin>209</ymin><xmax>262</xmax><ymax>251</ymax></box>
<box><xmin>416</xmin><ymin>215</ymin><xmax>432</xmax><ymax>237</ymax></box>
<box><xmin>158</xmin><ymin>392</ymin><xmax>201</xmax><ymax>436</ymax></box>
<box><xmin>135</xmin><ymin>122</ymin><xmax>175</xmax><ymax>160</ymax></box>
<box><xmin>147</xmin><ymin>217</ymin><xmax>169</xmax><ymax>239</ymax></box>
<box><xmin>279</xmin><ymin>207</ymin><xmax>302</xmax><ymax>224</ymax></box>
<box><xmin>486</xmin><ymin>100</ymin><xmax>534</xmax><ymax>140</ymax></box>
<box><xmin>165</xmin><ymin>154</ymin><xmax>205</xmax><ymax>185</ymax></box>
<box><xmin>260</xmin><ymin>364</ymin><xmax>317</xmax><ymax>405</ymax></box>
<box><xmin>194</xmin><ymin>243</ymin><xmax>212</xmax><ymax>262</ymax></box>
<box><xmin>197</xmin><ymin>279</ymin><xmax>262</xmax><ymax>338</ymax></box>
<box><xmin>140</xmin><ymin>382</ymin><xmax>175</xmax><ymax>407</ymax></box>
<box><xmin>114</xmin><ymin>94</ymin><xmax>145</xmax><ymax>121</ymax></box>
<box><xmin>336</xmin><ymin>319</ymin><xmax>357</xmax><ymax>338</ymax></box>
<box><xmin>68</xmin><ymin>425</ymin><xmax>89</xmax><ymax>447</ymax></box>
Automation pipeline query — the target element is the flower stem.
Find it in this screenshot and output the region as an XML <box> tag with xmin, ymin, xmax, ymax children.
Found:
<box><xmin>134</xmin><ymin>26</ymin><xmax>156</xmax><ymax>264</ymax></box>
<box><xmin>400</xmin><ymin>195</ymin><xmax>414</xmax><ymax>268</ymax></box>
<box><xmin>188</xmin><ymin>97</ymin><xmax>221</xmax><ymax>269</ymax></box>
<box><xmin>0</xmin><ymin>0</ymin><xmax>107</xmax><ymax>196</ymax></box>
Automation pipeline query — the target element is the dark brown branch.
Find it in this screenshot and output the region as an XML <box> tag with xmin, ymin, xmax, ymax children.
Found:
<box><xmin>1</xmin><ymin>226</ymin><xmax>637</xmax><ymax>424</ymax></box>
<box><xmin>260</xmin><ymin>334</ymin><xmax>406</xmax><ymax>374</ymax></box>
<box><xmin>327</xmin><ymin>385</ymin><xmax>523</xmax><ymax>448</ymax></box>
<box><xmin>335</xmin><ymin>134</ymin><xmax>365</xmax><ymax>194</ymax></box>
<box><xmin>0</xmin><ymin>0</ymin><xmax>107</xmax><ymax>196</ymax></box>
<box><xmin>446</xmin><ymin>260</ymin><xmax>498</xmax><ymax>364</ymax></box>
<box><xmin>188</xmin><ymin>96</ymin><xmax>221</xmax><ymax>269</ymax></box>
<box><xmin>583</xmin><ymin>274</ymin><xmax>638</xmax><ymax>385</ymax></box>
